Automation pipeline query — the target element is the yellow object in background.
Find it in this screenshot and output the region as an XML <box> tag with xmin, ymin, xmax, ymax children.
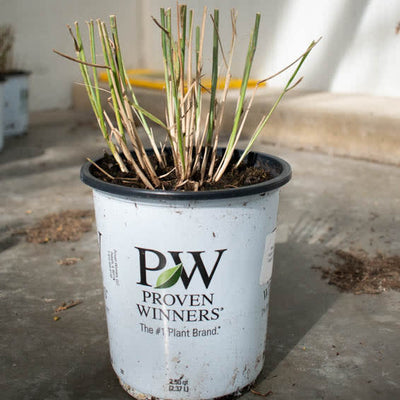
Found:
<box><xmin>99</xmin><ymin>69</ymin><xmax>266</xmax><ymax>91</ymax></box>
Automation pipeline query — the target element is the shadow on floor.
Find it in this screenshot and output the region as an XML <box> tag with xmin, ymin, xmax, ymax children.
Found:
<box><xmin>259</xmin><ymin>240</ymin><xmax>339</xmax><ymax>379</ymax></box>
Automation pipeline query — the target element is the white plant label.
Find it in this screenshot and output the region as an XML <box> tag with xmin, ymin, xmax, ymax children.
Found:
<box><xmin>259</xmin><ymin>228</ymin><xmax>276</xmax><ymax>285</ymax></box>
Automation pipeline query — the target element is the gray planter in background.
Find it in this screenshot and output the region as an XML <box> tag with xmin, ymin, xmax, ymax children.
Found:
<box><xmin>3</xmin><ymin>71</ymin><xmax>30</xmax><ymax>136</ymax></box>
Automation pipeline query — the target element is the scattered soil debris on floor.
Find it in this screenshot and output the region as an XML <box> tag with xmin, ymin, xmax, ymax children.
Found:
<box><xmin>57</xmin><ymin>257</ymin><xmax>82</xmax><ymax>265</ymax></box>
<box><xmin>55</xmin><ymin>300</ymin><xmax>82</xmax><ymax>313</ymax></box>
<box><xmin>250</xmin><ymin>388</ymin><xmax>273</xmax><ymax>397</ymax></box>
<box><xmin>23</xmin><ymin>210</ymin><xmax>93</xmax><ymax>243</ymax></box>
<box><xmin>52</xmin><ymin>300</ymin><xmax>82</xmax><ymax>322</ymax></box>
<box><xmin>313</xmin><ymin>250</ymin><xmax>400</xmax><ymax>294</ymax></box>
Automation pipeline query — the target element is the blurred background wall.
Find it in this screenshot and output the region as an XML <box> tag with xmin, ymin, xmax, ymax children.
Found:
<box><xmin>0</xmin><ymin>0</ymin><xmax>143</xmax><ymax>111</ymax></box>
<box><xmin>1</xmin><ymin>0</ymin><xmax>400</xmax><ymax>111</ymax></box>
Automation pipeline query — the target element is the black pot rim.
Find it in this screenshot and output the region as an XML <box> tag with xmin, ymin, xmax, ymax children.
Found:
<box><xmin>80</xmin><ymin>149</ymin><xmax>292</xmax><ymax>201</ymax></box>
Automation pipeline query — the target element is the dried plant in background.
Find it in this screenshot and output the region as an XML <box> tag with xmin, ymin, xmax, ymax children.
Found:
<box><xmin>0</xmin><ymin>25</ymin><xmax>14</xmax><ymax>73</ymax></box>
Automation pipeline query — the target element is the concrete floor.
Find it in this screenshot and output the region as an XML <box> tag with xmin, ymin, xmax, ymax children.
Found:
<box><xmin>0</xmin><ymin>111</ymin><xmax>399</xmax><ymax>400</ymax></box>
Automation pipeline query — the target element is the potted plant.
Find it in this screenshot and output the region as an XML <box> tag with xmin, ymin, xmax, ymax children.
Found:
<box><xmin>56</xmin><ymin>5</ymin><xmax>318</xmax><ymax>399</ymax></box>
<box><xmin>0</xmin><ymin>24</ymin><xmax>30</xmax><ymax>137</ymax></box>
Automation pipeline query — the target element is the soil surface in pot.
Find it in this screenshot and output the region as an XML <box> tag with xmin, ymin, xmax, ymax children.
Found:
<box><xmin>313</xmin><ymin>250</ymin><xmax>400</xmax><ymax>294</ymax></box>
<box><xmin>91</xmin><ymin>152</ymin><xmax>272</xmax><ymax>191</ymax></box>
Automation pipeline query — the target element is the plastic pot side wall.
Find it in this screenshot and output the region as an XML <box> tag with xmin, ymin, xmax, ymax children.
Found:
<box><xmin>81</xmin><ymin>151</ymin><xmax>291</xmax><ymax>400</ymax></box>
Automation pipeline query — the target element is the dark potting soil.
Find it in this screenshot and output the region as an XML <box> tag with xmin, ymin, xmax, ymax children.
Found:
<box><xmin>313</xmin><ymin>250</ymin><xmax>400</xmax><ymax>294</ymax></box>
<box><xmin>21</xmin><ymin>210</ymin><xmax>94</xmax><ymax>244</ymax></box>
<box><xmin>91</xmin><ymin>151</ymin><xmax>272</xmax><ymax>191</ymax></box>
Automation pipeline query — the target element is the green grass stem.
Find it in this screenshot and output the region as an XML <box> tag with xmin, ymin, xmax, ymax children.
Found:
<box><xmin>213</xmin><ymin>13</ymin><xmax>260</xmax><ymax>181</ymax></box>
<box><xmin>163</xmin><ymin>8</ymin><xmax>186</xmax><ymax>176</ymax></box>
<box><xmin>73</xmin><ymin>22</ymin><xmax>127</xmax><ymax>172</ymax></box>
<box><xmin>236</xmin><ymin>39</ymin><xmax>319</xmax><ymax>166</ymax></box>
<box><xmin>207</xmin><ymin>9</ymin><xmax>219</xmax><ymax>145</ymax></box>
<box><xmin>97</xmin><ymin>20</ymin><xmax>126</xmax><ymax>142</ymax></box>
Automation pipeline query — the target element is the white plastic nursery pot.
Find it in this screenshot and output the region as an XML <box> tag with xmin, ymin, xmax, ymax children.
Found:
<box><xmin>3</xmin><ymin>71</ymin><xmax>30</xmax><ymax>136</ymax></box>
<box><xmin>81</xmin><ymin>150</ymin><xmax>291</xmax><ymax>400</ymax></box>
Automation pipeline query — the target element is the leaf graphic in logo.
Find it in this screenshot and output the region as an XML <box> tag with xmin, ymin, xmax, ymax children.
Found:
<box><xmin>154</xmin><ymin>263</ymin><xmax>183</xmax><ymax>289</ymax></box>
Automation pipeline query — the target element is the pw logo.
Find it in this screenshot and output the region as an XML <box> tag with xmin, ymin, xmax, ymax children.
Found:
<box><xmin>136</xmin><ymin>247</ymin><xmax>227</xmax><ymax>289</ymax></box>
